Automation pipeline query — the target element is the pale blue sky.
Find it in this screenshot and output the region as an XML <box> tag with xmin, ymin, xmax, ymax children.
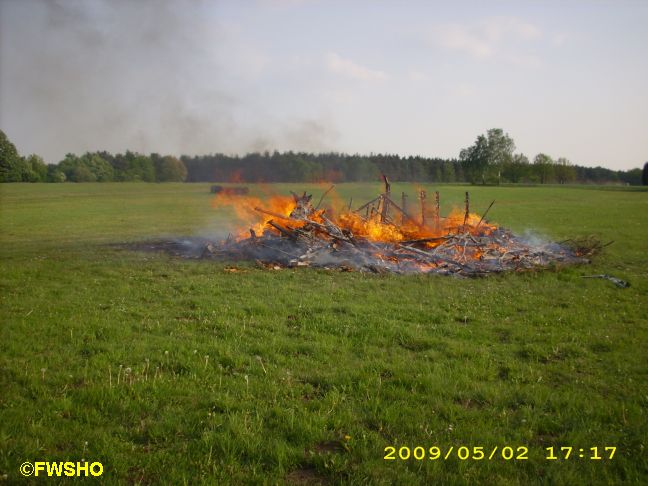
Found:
<box><xmin>1</xmin><ymin>0</ymin><xmax>646</xmax><ymax>169</ymax></box>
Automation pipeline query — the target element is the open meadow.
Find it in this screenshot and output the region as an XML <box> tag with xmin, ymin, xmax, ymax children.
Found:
<box><xmin>1</xmin><ymin>182</ymin><xmax>647</xmax><ymax>484</ymax></box>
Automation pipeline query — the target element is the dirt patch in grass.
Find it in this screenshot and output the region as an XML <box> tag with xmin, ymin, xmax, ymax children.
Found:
<box><xmin>285</xmin><ymin>467</ymin><xmax>329</xmax><ymax>485</ymax></box>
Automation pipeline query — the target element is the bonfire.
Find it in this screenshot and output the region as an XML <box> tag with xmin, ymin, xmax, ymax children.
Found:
<box><xmin>197</xmin><ymin>178</ymin><xmax>592</xmax><ymax>276</ymax></box>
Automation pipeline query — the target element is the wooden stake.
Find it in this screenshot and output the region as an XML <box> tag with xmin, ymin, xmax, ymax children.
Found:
<box><xmin>475</xmin><ymin>200</ymin><xmax>495</xmax><ymax>229</ymax></box>
<box><xmin>420</xmin><ymin>190</ymin><xmax>427</xmax><ymax>226</ymax></box>
<box><xmin>384</xmin><ymin>195</ymin><xmax>419</xmax><ymax>227</ymax></box>
<box><xmin>380</xmin><ymin>195</ymin><xmax>389</xmax><ymax>223</ymax></box>
<box><xmin>353</xmin><ymin>196</ymin><xmax>381</xmax><ymax>213</ymax></box>
<box><xmin>315</xmin><ymin>185</ymin><xmax>335</xmax><ymax>210</ymax></box>
<box><xmin>463</xmin><ymin>192</ymin><xmax>470</xmax><ymax>227</ymax></box>
<box><xmin>434</xmin><ymin>191</ymin><xmax>440</xmax><ymax>231</ymax></box>
<box><xmin>382</xmin><ymin>174</ymin><xmax>391</xmax><ymax>195</ymax></box>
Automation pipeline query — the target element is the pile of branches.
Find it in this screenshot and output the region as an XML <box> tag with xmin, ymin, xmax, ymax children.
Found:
<box><xmin>199</xmin><ymin>190</ymin><xmax>590</xmax><ymax>276</ymax></box>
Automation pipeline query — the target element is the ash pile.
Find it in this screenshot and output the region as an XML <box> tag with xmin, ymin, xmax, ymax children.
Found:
<box><xmin>200</xmin><ymin>183</ymin><xmax>592</xmax><ymax>276</ymax></box>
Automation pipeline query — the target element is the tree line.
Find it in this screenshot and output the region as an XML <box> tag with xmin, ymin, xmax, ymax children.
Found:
<box><xmin>182</xmin><ymin>135</ymin><xmax>643</xmax><ymax>184</ymax></box>
<box><xmin>1</xmin><ymin>128</ymin><xmax>644</xmax><ymax>184</ymax></box>
<box><xmin>0</xmin><ymin>130</ymin><xmax>186</xmax><ymax>183</ymax></box>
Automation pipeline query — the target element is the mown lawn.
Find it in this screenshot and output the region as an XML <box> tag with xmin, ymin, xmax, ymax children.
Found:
<box><xmin>1</xmin><ymin>182</ymin><xmax>647</xmax><ymax>484</ymax></box>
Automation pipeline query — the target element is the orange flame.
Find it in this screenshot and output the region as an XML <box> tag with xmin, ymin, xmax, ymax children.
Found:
<box><xmin>211</xmin><ymin>192</ymin><xmax>298</xmax><ymax>238</ymax></box>
<box><xmin>211</xmin><ymin>188</ymin><xmax>497</xmax><ymax>249</ymax></box>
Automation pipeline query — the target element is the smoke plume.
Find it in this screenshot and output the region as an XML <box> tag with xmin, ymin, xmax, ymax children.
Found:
<box><xmin>0</xmin><ymin>0</ymin><xmax>337</xmax><ymax>162</ymax></box>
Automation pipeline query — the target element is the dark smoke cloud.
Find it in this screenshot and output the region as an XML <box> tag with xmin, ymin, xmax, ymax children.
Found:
<box><xmin>0</xmin><ymin>0</ymin><xmax>338</xmax><ymax>162</ymax></box>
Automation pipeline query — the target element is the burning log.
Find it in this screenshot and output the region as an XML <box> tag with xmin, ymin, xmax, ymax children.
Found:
<box><xmin>267</xmin><ymin>220</ymin><xmax>297</xmax><ymax>240</ymax></box>
<box><xmin>254</xmin><ymin>207</ymin><xmax>294</xmax><ymax>222</ymax></box>
<box><xmin>400</xmin><ymin>236</ymin><xmax>451</xmax><ymax>245</ymax></box>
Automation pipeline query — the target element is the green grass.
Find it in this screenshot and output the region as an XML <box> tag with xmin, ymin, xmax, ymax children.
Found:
<box><xmin>1</xmin><ymin>182</ymin><xmax>647</xmax><ymax>484</ymax></box>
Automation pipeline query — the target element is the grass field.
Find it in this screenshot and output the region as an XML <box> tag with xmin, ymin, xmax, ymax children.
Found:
<box><xmin>1</xmin><ymin>182</ymin><xmax>647</xmax><ymax>485</ymax></box>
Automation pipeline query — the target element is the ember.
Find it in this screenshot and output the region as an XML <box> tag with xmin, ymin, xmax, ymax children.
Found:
<box><xmin>202</xmin><ymin>181</ymin><xmax>591</xmax><ymax>276</ymax></box>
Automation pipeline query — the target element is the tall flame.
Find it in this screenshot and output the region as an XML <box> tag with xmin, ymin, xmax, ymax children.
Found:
<box><xmin>212</xmin><ymin>187</ymin><xmax>497</xmax><ymax>249</ymax></box>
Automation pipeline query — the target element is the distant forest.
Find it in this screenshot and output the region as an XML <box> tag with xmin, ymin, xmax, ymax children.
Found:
<box><xmin>1</xmin><ymin>129</ymin><xmax>645</xmax><ymax>185</ymax></box>
<box><xmin>181</xmin><ymin>151</ymin><xmax>643</xmax><ymax>185</ymax></box>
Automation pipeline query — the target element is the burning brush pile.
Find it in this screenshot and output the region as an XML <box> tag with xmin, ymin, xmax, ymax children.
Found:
<box><xmin>195</xmin><ymin>180</ymin><xmax>591</xmax><ymax>276</ymax></box>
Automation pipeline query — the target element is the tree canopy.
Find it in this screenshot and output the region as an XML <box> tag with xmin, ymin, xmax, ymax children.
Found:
<box><xmin>459</xmin><ymin>129</ymin><xmax>515</xmax><ymax>184</ymax></box>
<box><xmin>1</xmin><ymin>130</ymin><xmax>50</xmax><ymax>182</ymax></box>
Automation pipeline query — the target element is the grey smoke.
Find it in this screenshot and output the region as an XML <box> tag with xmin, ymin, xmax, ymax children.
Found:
<box><xmin>0</xmin><ymin>0</ymin><xmax>337</xmax><ymax>162</ymax></box>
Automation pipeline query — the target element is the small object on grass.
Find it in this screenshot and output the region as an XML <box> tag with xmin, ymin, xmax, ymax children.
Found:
<box><xmin>581</xmin><ymin>274</ymin><xmax>630</xmax><ymax>288</ymax></box>
<box><xmin>255</xmin><ymin>355</ymin><xmax>267</xmax><ymax>374</ymax></box>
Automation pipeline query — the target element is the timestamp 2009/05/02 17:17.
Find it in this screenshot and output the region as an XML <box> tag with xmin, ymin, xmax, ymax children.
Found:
<box><xmin>383</xmin><ymin>446</ymin><xmax>617</xmax><ymax>461</ymax></box>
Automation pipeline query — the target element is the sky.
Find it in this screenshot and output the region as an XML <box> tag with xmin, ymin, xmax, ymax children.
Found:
<box><xmin>1</xmin><ymin>0</ymin><xmax>647</xmax><ymax>170</ymax></box>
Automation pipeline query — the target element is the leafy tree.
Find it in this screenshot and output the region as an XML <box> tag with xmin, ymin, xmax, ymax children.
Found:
<box><xmin>80</xmin><ymin>153</ymin><xmax>114</xmax><ymax>181</ymax></box>
<box><xmin>501</xmin><ymin>153</ymin><xmax>529</xmax><ymax>183</ymax></box>
<box><xmin>58</xmin><ymin>153</ymin><xmax>113</xmax><ymax>182</ymax></box>
<box><xmin>71</xmin><ymin>165</ymin><xmax>97</xmax><ymax>182</ymax></box>
<box><xmin>460</xmin><ymin>135</ymin><xmax>489</xmax><ymax>184</ymax></box>
<box><xmin>0</xmin><ymin>129</ymin><xmax>25</xmax><ymax>182</ymax></box>
<box><xmin>47</xmin><ymin>164</ymin><xmax>66</xmax><ymax>182</ymax></box>
<box><xmin>459</xmin><ymin>129</ymin><xmax>515</xmax><ymax>184</ymax></box>
<box><xmin>432</xmin><ymin>164</ymin><xmax>442</xmax><ymax>182</ymax></box>
<box><xmin>533</xmin><ymin>153</ymin><xmax>555</xmax><ymax>184</ymax></box>
<box><xmin>554</xmin><ymin>157</ymin><xmax>576</xmax><ymax>184</ymax></box>
<box><xmin>443</xmin><ymin>161</ymin><xmax>456</xmax><ymax>182</ymax></box>
<box><xmin>58</xmin><ymin>153</ymin><xmax>81</xmax><ymax>180</ymax></box>
<box><xmin>619</xmin><ymin>168</ymin><xmax>642</xmax><ymax>186</ymax></box>
<box><xmin>128</xmin><ymin>154</ymin><xmax>155</xmax><ymax>181</ymax></box>
<box><xmin>485</xmin><ymin>129</ymin><xmax>515</xmax><ymax>184</ymax></box>
<box><xmin>22</xmin><ymin>154</ymin><xmax>48</xmax><ymax>182</ymax></box>
<box><xmin>643</xmin><ymin>162</ymin><xmax>648</xmax><ymax>186</ymax></box>
<box><xmin>108</xmin><ymin>152</ymin><xmax>130</xmax><ymax>181</ymax></box>
<box><xmin>155</xmin><ymin>155</ymin><xmax>187</xmax><ymax>182</ymax></box>
<box><xmin>346</xmin><ymin>157</ymin><xmax>377</xmax><ymax>182</ymax></box>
